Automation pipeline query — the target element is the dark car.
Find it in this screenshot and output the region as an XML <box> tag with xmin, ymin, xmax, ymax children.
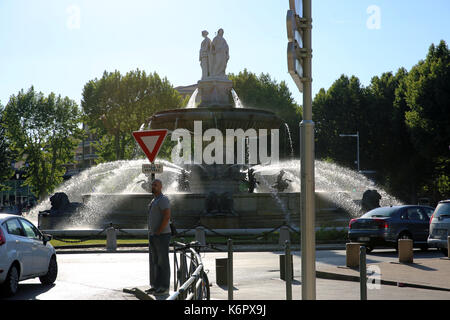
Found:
<box><xmin>348</xmin><ymin>205</ymin><xmax>434</xmax><ymax>253</ymax></box>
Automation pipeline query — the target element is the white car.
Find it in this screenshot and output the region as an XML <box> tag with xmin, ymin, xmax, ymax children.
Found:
<box><xmin>0</xmin><ymin>214</ymin><xmax>57</xmax><ymax>297</ymax></box>
<box><xmin>428</xmin><ymin>200</ymin><xmax>450</xmax><ymax>256</ymax></box>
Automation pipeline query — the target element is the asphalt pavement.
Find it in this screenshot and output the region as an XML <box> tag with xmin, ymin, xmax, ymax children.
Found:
<box><xmin>3</xmin><ymin>246</ymin><xmax>450</xmax><ymax>300</ymax></box>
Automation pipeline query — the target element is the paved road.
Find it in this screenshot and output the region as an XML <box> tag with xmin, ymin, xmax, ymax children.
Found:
<box><xmin>3</xmin><ymin>248</ymin><xmax>449</xmax><ymax>300</ymax></box>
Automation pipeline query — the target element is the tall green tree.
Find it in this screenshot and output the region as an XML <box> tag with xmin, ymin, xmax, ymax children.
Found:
<box><xmin>366</xmin><ymin>69</ymin><xmax>429</xmax><ymax>202</ymax></box>
<box><xmin>229</xmin><ymin>69</ymin><xmax>302</xmax><ymax>158</ymax></box>
<box><xmin>404</xmin><ymin>41</ymin><xmax>450</xmax><ymax>199</ymax></box>
<box><xmin>81</xmin><ymin>69</ymin><xmax>185</xmax><ymax>162</ymax></box>
<box><xmin>0</xmin><ymin>102</ymin><xmax>13</xmax><ymax>189</ymax></box>
<box><xmin>312</xmin><ymin>41</ymin><xmax>450</xmax><ymax>203</ymax></box>
<box><xmin>3</xmin><ymin>87</ymin><xmax>82</xmax><ymax>200</ymax></box>
<box><xmin>312</xmin><ymin>75</ymin><xmax>370</xmax><ymax>168</ymax></box>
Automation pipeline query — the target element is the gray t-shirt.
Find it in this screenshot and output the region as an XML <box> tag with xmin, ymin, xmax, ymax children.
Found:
<box><xmin>148</xmin><ymin>194</ymin><xmax>171</xmax><ymax>235</ymax></box>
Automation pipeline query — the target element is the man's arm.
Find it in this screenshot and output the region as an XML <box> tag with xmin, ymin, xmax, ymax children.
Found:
<box><xmin>156</xmin><ymin>208</ymin><xmax>171</xmax><ymax>235</ymax></box>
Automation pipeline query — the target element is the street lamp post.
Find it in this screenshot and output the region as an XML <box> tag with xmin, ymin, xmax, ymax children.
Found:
<box><xmin>339</xmin><ymin>132</ymin><xmax>360</xmax><ymax>172</ymax></box>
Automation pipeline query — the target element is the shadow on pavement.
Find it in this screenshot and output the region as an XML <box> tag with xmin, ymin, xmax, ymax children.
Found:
<box><xmin>217</xmin><ymin>285</ymin><xmax>239</xmax><ymax>291</ymax></box>
<box><xmin>1</xmin><ymin>284</ymin><xmax>55</xmax><ymax>300</ymax></box>
<box><xmin>389</xmin><ymin>262</ymin><xmax>437</xmax><ymax>272</ymax></box>
<box><xmin>370</xmin><ymin>248</ymin><xmax>442</xmax><ymax>259</ymax></box>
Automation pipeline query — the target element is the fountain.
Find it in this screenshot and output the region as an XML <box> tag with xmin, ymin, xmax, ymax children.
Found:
<box><xmin>33</xmin><ymin>29</ymin><xmax>404</xmax><ymax>231</ymax></box>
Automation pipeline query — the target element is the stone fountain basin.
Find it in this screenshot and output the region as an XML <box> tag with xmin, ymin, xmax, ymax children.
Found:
<box><xmin>37</xmin><ymin>192</ymin><xmax>352</xmax><ymax>230</ymax></box>
<box><xmin>147</xmin><ymin>107</ymin><xmax>283</xmax><ymax>132</ymax></box>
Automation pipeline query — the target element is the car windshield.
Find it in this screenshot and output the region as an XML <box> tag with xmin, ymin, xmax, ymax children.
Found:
<box><xmin>362</xmin><ymin>207</ymin><xmax>397</xmax><ymax>218</ymax></box>
<box><xmin>434</xmin><ymin>203</ymin><xmax>450</xmax><ymax>217</ymax></box>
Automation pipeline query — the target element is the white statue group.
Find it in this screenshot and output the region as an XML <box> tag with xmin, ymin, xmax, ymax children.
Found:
<box><xmin>200</xmin><ymin>29</ymin><xmax>229</xmax><ymax>80</ymax></box>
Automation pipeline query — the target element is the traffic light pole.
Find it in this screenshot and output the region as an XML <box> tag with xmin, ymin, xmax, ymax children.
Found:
<box><xmin>299</xmin><ymin>0</ymin><xmax>316</xmax><ymax>300</ymax></box>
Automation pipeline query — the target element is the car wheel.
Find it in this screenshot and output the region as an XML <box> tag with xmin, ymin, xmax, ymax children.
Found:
<box><xmin>1</xmin><ymin>265</ymin><xmax>19</xmax><ymax>297</ymax></box>
<box><xmin>39</xmin><ymin>255</ymin><xmax>58</xmax><ymax>285</ymax></box>
<box><xmin>420</xmin><ymin>245</ymin><xmax>429</xmax><ymax>252</ymax></box>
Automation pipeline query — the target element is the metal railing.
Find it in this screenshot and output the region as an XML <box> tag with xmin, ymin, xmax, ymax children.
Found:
<box><xmin>167</xmin><ymin>241</ymin><xmax>210</xmax><ymax>300</ymax></box>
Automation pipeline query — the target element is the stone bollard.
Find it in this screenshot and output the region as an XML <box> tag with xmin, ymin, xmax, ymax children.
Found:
<box><xmin>398</xmin><ymin>239</ymin><xmax>413</xmax><ymax>263</ymax></box>
<box><xmin>195</xmin><ymin>226</ymin><xmax>206</xmax><ymax>245</ymax></box>
<box><xmin>106</xmin><ymin>227</ymin><xmax>117</xmax><ymax>252</ymax></box>
<box><xmin>278</xmin><ymin>226</ymin><xmax>290</xmax><ymax>246</ymax></box>
<box><xmin>38</xmin><ymin>212</ymin><xmax>51</xmax><ymax>230</ymax></box>
<box><xmin>346</xmin><ymin>243</ymin><xmax>361</xmax><ymax>268</ymax></box>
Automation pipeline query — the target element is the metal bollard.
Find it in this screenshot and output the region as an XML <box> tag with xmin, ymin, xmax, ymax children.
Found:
<box><xmin>398</xmin><ymin>239</ymin><xmax>413</xmax><ymax>263</ymax></box>
<box><xmin>215</xmin><ymin>258</ymin><xmax>228</xmax><ymax>286</ymax></box>
<box><xmin>106</xmin><ymin>226</ymin><xmax>117</xmax><ymax>252</ymax></box>
<box><xmin>285</xmin><ymin>240</ymin><xmax>292</xmax><ymax>300</ymax></box>
<box><xmin>346</xmin><ymin>243</ymin><xmax>361</xmax><ymax>268</ymax></box>
<box><xmin>195</xmin><ymin>226</ymin><xmax>206</xmax><ymax>245</ymax></box>
<box><xmin>447</xmin><ymin>236</ymin><xmax>450</xmax><ymax>259</ymax></box>
<box><xmin>227</xmin><ymin>239</ymin><xmax>233</xmax><ymax>300</ymax></box>
<box><xmin>279</xmin><ymin>226</ymin><xmax>291</xmax><ymax>246</ymax></box>
<box><xmin>360</xmin><ymin>246</ymin><xmax>367</xmax><ymax>300</ymax></box>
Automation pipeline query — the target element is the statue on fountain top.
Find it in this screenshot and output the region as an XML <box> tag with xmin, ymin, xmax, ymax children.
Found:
<box><xmin>210</xmin><ymin>28</ymin><xmax>229</xmax><ymax>79</ymax></box>
<box><xmin>199</xmin><ymin>30</ymin><xmax>212</xmax><ymax>80</ymax></box>
<box><xmin>199</xmin><ymin>28</ymin><xmax>230</xmax><ymax>80</ymax></box>
<box><xmin>198</xmin><ymin>28</ymin><xmax>233</xmax><ymax>107</ymax></box>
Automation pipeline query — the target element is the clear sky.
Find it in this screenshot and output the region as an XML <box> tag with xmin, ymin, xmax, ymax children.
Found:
<box><xmin>1</xmin><ymin>0</ymin><xmax>449</xmax><ymax>107</ymax></box>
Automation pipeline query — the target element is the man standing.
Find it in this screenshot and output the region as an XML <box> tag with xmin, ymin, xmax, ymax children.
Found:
<box><xmin>147</xmin><ymin>179</ymin><xmax>171</xmax><ymax>296</ymax></box>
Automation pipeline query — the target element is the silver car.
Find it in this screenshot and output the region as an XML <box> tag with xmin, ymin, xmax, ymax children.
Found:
<box><xmin>428</xmin><ymin>200</ymin><xmax>450</xmax><ymax>256</ymax></box>
<box><xmin>0</xmin><ymin>214</ymin><xmax>57</xmax><ymax>297</ymax></box>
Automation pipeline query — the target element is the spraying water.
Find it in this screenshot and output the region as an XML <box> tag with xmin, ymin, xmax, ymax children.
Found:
<box><xmin>231</xmin><ymin>89</ymin><xmax>244</xmax><ymax>108</ymax></box>
<box><xmin>26</xmin><ymin>156</ymin><xmax>404</xmax><ymax>227</ymax></box>
<box><xmin>186</xmin><ymin>89</ymin><xmax>199</xmax><ymax>109</ymax></box>
<box><xmin>283</xmin><ymin>123</ymin><xmax>294</xmax><ymax>159</ymax></box>
<box><xmin>251</xmin><ymin>159</ymin><xmax>403</xmax><ymax>217</ymax></box>
<box><xmin>25</xmin><ymin>158</ymin><xmax>185</xmax><ymax>225</ymax></box>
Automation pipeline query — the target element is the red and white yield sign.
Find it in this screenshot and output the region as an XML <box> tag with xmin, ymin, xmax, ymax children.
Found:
<box><xmin>132</xmin><ymin>129</ymin><xmax>168</xmax><ymax>163</ymax></box>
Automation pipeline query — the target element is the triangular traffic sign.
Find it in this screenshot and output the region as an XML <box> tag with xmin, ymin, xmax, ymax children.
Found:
<box><xmin>132</xmin><ymin>129</ymin><xmax>168</xmax><ymax>163</ymax></box>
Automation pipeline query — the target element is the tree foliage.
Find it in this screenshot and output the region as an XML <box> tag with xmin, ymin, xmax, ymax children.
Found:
<box><xmin>404</xmin><ymin>41</ymin><xmax>450</xmax><ymax>197</ymax></box>
<box><xmin>81</xmin><ymin>69</ymin><xmax>185</xmax><ymax>162</ymax></box>
<box><xmin>312</xmin><ymin>41</ymin><xmax>450</xmax><ymax>203</ymax></box>
<box><xmin>0</xmin><ymin>102</ymin><xmax>13</xmax><ymax>189</ymax></box>
<box><xmin>3</xmin><ymin>87</ymin><xmax>82</xmax><ymax>199</ymax></box>
<box><xmin>229</xmin><ymin>69</ymin><xmax>302</xmax><ymax>158</ymax></box>
<box><xmin>313</xmin><ymin>75</ymin><xmax>369</xmax><ymax>166</ymax></box>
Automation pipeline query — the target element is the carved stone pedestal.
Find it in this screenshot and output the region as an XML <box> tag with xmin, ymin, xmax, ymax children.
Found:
<box><xmin>198</xmin><ymin>78</ymin><xmax>233</xmax><ymax>108</ymax></box>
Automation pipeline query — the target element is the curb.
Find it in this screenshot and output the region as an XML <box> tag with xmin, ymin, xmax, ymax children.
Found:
<box><xmin>316</xmin><ymin>270</ymin><xmax>450</xmax><ymax>293</ymax></box>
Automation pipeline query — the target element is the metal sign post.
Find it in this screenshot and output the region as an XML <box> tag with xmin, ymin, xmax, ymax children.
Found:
<box><xmin>287</xmin><ymin>0</ymin><xmax>316</xmax><ymax>300</ymax></box>
<box><xmin>132</xmin><ymin>129</ymin><xmax>168</xmax><ymax>290</ymax></box>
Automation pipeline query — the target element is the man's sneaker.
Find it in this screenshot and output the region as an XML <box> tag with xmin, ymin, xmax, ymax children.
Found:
<box><xmin>154</xmin><ymin>288</ymin><xmax>170</xmax><ymax>296</ymax></box>
<box><xmin>145</xmin><ymin>287</ymin><xmax>157</xmax><ymax>294</ymax></box>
